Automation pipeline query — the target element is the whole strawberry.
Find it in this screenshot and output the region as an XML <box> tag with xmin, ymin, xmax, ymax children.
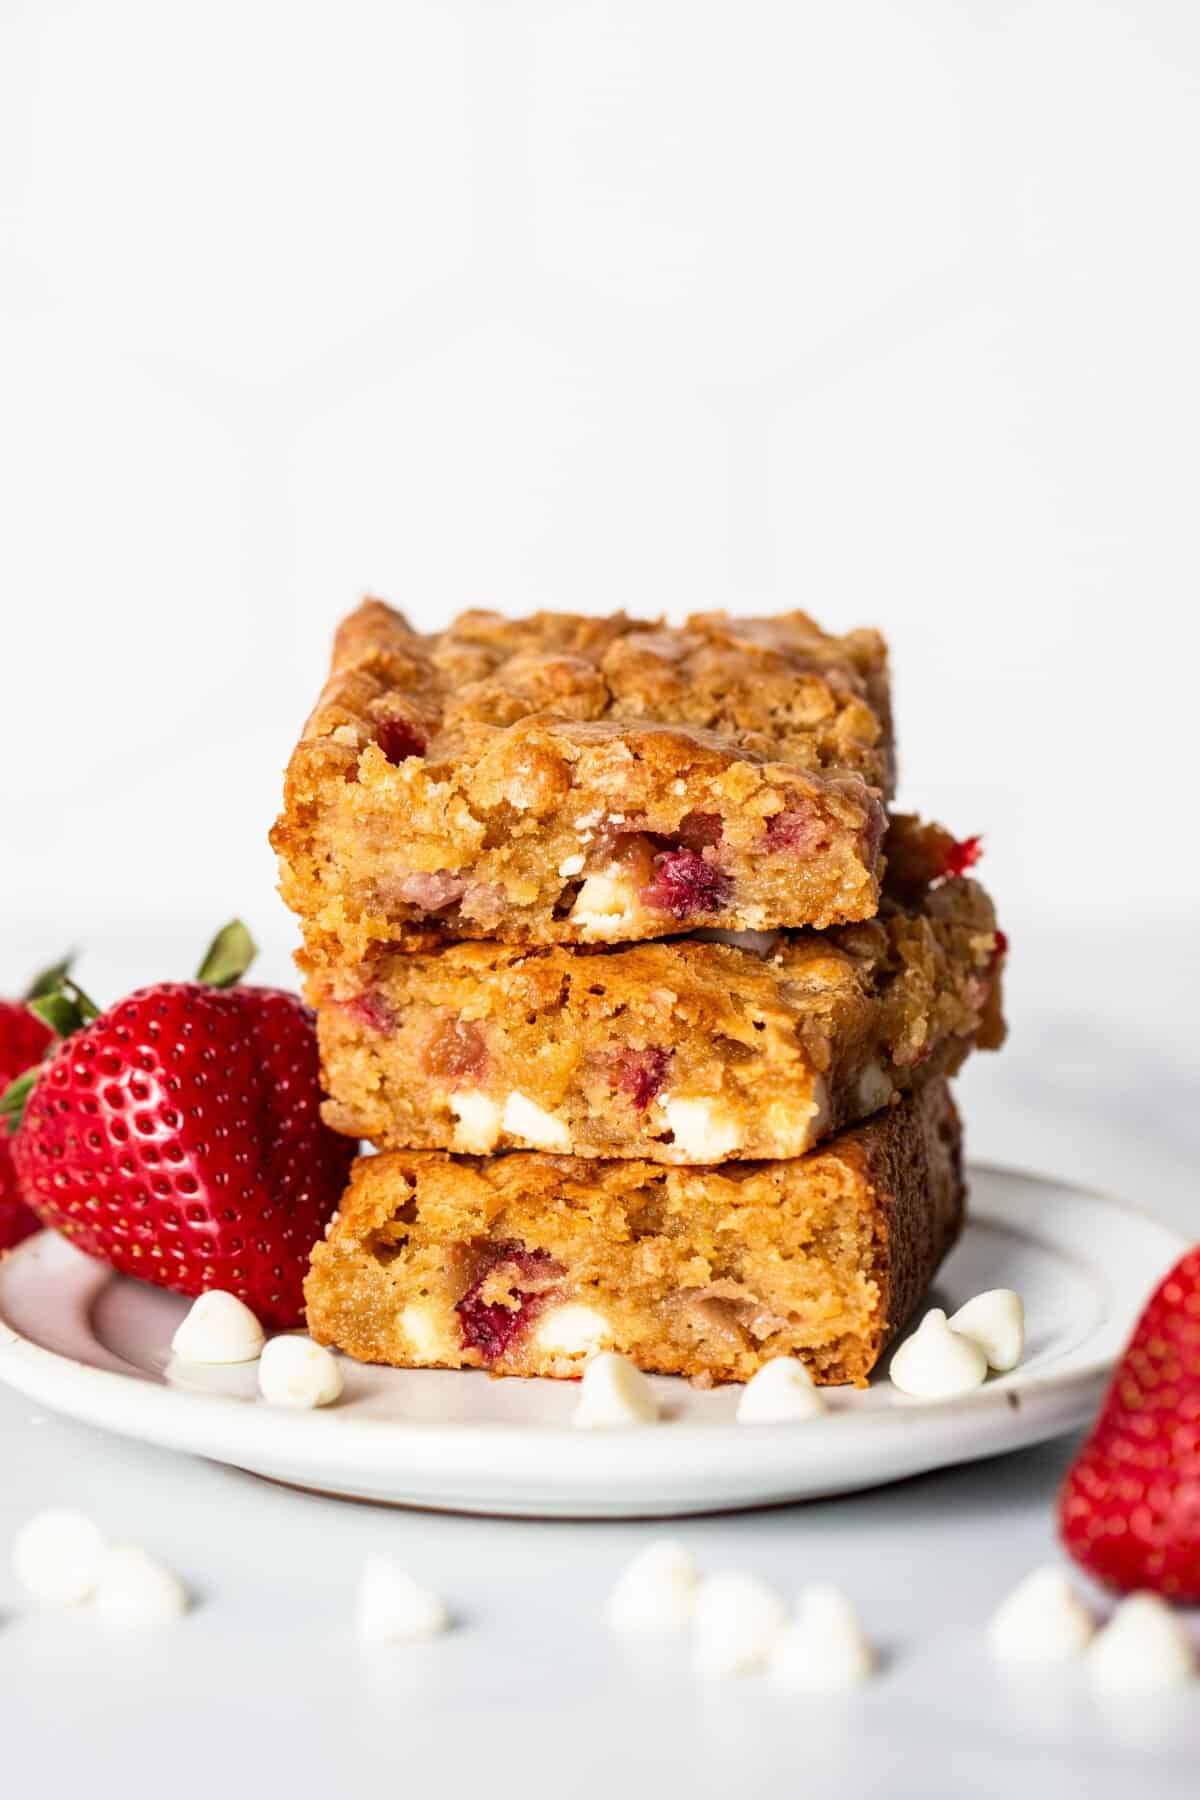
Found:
<box><xmin>1059</xmin><ymin>1245</ymin><xmax>1200</xmax><ymax>1602</ymax></box>
<box><xmin>0</xmin><ymin>959</ymin><xmax>66</xmax><ymax>1250</ymax></box>
<box><xmin>1</xmin><ymin>924</ymin><xmax>355</xmax><ymax>1329</ymax></box>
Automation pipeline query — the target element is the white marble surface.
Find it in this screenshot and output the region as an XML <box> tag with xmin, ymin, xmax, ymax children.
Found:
<box><xmin>0</xmin><ymin>923</ymin><xmax>1197</xmax><ymax>1795</ymax></box>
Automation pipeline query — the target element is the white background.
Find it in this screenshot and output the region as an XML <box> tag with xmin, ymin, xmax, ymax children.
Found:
<box><xmin>3</xmin><ymin>0</ymin><xmax>1199</xmax><ymax>941</ymax></box>
<box><xmin>2</xmin><ymin>8</ymin><xmax>1200</xmax><ymax>1791</ymax></box>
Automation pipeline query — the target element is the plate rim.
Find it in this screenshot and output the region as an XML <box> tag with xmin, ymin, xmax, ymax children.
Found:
<box><xmin>0</xmin><ymin>1163</ymin><xmax>1188</xmax><ymax>1507</ymax></box>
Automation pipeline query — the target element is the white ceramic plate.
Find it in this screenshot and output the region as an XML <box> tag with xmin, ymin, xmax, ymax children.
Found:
<box><xmin>0</xmin><ymin>1166</ymin><xmax>1184</xmax><ymax>1518</ymax></box>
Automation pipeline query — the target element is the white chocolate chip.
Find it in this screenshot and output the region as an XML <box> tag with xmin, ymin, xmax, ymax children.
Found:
<box><xmin>692</xmin><ymin>928</ymin><xmax>780</xmax><ymax>957</ymax></box>
<box><xmin>889</xmin><ymin>1309</ymin><xmax>988</xmax><ymax>1399</ymax></box>
<box><xmin>1088</xmin><ymin>1593</ymin><xmax>1197</xmax><ymax>1690</ymax></box>
<box><xmin>573</xmin><ymin>1352</ymin><xmax>660</xmax><ymax>1428</ymax></box>
<box><xmin>501</xmin><ymin>1090</ymin><xmax>572</xmax><ymax>1152</ymax></box>
<box><xmin>170</xmin><ymin>1290</ymin><xmax>265</xmax><ymax>1364</ymax></box>
<box><xmin>557</xmin><ymin>853</ymin><xmax>585</xmax><ymax>878</ymax></box>
<box><xmin>763</xmin><ymin>1079</ymin><xmax>829</xmax><ymax>1157</ymax></box>
<box><xmin>855</xmin><ymin>1061</ymin><xmax>895</xmax><ymax>1113</ymax></box>
<box><xmin>399</xmin><ymin>1301</ymin><xmax>453</xmax><ymax>1362</ymax></box>
<box><xmin>94</xmin><ymin>1546</ymin><xmax>189</xmax><ymax>1628</ymax></box>
<box><xmin>693</xmin><ymin>1572</ymin><xmax>788</xmax><ymax>1677</ymax></box>
<box><xmin>771</xmin><ymin>1584</ymin><xmax>875</xmax><ymax>1691</ymax></box>
<box><xmin>258</xmin><ymin>1335</ymin><xmax>344</xmax><ymax>1409</ymax></box>
<box><xmin>357</xmin><ymin>1553</ymin><xmax>449</xmax><ymax>1644</ymax></box>
<box><xmin>736</xmin><ymin>1358</ymin><xmax>827</xmax><ymax>1424</ymax></box>
<box><xmin>988</xmin><ymin>1567</ymin><xmax>1097</xmax><ymax>1664</ymax></box>
<box><xmin>671</xmin><ymin>780</ymin><xmax>686</xmax><ymax>796</ymax></box>
<box><xmin>449</xmin><ymin>1089</ymin><xmax>503</xmax><ymax>1153</ymax></box>
<box><xmin>531</xmin><ymin>1303</ymin><xmax>611</xmax><ymax>1358</ymax></box>
<box><xmin>12</xmin><ymin>1509</ymin><xmax>106</xmax><ymax>1605</ymax></box>
<box><xmin>949</xmin><ymin>1290</ymin><xmax>1025</xmax><ymax>1373</ymax></box>
<box><xmin>607</xmin><ymin>1541</ymin><xmax>700</xmax><ymax>1633</ymax></box>
<box><xmin>568</xmin><ymin>871</ymin><xmax>641</xmax><ymax>938</ymax></box>
<box><xmin>659</xmin><ymin>1096</ymin><xmax>743</xmax><ymax>1163</ymax></box>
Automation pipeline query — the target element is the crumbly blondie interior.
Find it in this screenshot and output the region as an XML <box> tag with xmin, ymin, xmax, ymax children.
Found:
<box><xmin>309</xmin><ymin>862</ymin><xmax>1003</xmax><ymax>1163</ymax></box>
<box><xmin>304</xmin><ymin>1081</ymin><xmax>964</xmax><ymax>1387</ymax></box>
<box><xmin>272</xmin><ymin>600</ymin><xmax>895</xmax><ymax>957</ymax></box>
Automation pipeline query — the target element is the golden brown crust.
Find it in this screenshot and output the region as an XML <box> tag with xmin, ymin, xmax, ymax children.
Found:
<box><xmin>271</xmin><ymin>600</ymin><xmax>894</xmax><ymax>957</ymax></box>
<box><xmin>308</xmin><ymin>872</ymin><xmax>1004</xmax><ymax>1162</ymax></box>
<box><xmin>304</xmin><ymin>1081</ymin><xmax>964</xmax><ymax>1386</ymax></box>
<box><xmin>306</xmin><ymin>599</ymin><xmax>893</xmax><ymax>777</ymax></box>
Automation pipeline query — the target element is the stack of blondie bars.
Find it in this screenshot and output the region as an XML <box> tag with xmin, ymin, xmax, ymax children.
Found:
<box><xmin>273</xmin><ymin>602</ymin><xmax>1004</xmax><ymax>1387</ymax></box>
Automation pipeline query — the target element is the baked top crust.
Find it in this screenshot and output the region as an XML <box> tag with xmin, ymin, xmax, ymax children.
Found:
<box><xmin>271</xmin><ymin>600</ymin><xmax>895</xmax><ymax>951</ymax></box>
<box><xmin>289</xmin><ymin>598</ymin><xmax>893</xmax><ymax>786</ymax></box>
<box><xmin>304</xmin><ymin>1079</ymin><xmax>965</xmax><ymax>1386</ymax></box>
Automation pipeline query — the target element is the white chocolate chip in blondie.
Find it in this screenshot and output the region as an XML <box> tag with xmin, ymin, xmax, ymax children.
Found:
<box><xmin>531</xmin><ymin>1303</ymin><xmax>611</xmax><ymax>1358</ymax></box>
<box><xmin>557</xmin><ymin>853</ymin><xmax>585</xmax><ymax>878</ymax></box>
<box><xmin>660</xmin><ymin>1096</ymin><xmax>743</xmax><ymax>1163</ymax></box>
<box><xmin>568</xmin><ymin>871</ymin><xmax>641</xmax><ymax>938</ymax></box>
<box><xmin>692</xmin><ymin>928</ymin><xmax>780</xmax><ymax>957</ymax></box>
<box><xmin>763</xmin><ymin>1080</ymin><xmax>829</xmax><ymax>1157</ymax></box>
<box><xmin>855</xmin><ymin>1061</ymin><xmax>895</xmax><ymax>1114</ymax></box>
<box><xmin>399</xmin><ymin>1301</ymin><xmax>455</xmax><ymax>1363</ymax></box>
<box><xmin>449</xmin><ymin>1089</ymin><xmax>503</xmax><ymax>1153</ymax></box>
<box><xmin>501</xmin><ymin>1091</ymin><xmax>572</xmax><ymax>1151</ymax></box>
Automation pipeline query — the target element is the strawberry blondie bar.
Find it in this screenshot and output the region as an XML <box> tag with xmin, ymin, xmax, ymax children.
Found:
<box><xmin>304</xmin><ymin>1080</ymin><xmax>964</xmax><ymax>1387</ymax></box>
<box><xmin>272</xmin><ymin>600</ymin><xmax>893</xmax><ymax>959</ymax></box>
<box><xmin>309</xmin><ymin>843</ymin><xmax>1004</xmax><ymax>1162</ymax></box>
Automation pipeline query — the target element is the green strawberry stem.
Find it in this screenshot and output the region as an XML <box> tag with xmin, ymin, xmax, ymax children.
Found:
<box><xmin>195</xmin><ymin>919</ymin><xmax>258</xmax><ymax>988</ymax></box>
<box><xmin>24</xmin><ymin>953</ymin><xmax>75</xmax><ymax>1001</ymax></box>
<box><xmin>27</xmin><ymin>979</ymin><xmax>100</xmax><ymax>1039</ymax></box>
<box><xmin>0</xmin><ymin>1068</ymin><xmax>40</xmax><ymax>1136</ymax></box>
<box><xmin>1</xmin><ymin>920</ymin><xmax>257</xmax><ymax>1133</ymax></box>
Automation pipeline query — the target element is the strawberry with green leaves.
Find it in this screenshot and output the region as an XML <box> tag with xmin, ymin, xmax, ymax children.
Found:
<box><xmin>1</xmin><ymin>923</ymin><xmax>355</xmax><ymax>1328</ymax></box>
<box><xmin>0</xmin><ymin>957</ymin><xmax>71</xmax><ymax>1251</ymax></box>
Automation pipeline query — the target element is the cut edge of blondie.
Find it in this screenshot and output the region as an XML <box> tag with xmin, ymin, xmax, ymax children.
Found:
<box><xmin>307</xmin><ymin>871</ymin><xmax>1004</xmax><ymax>1163</ymax></box>
<box><xmin>304</xmin><ymin>1080</ymin><xmax>964</xmax><ymax>1388</ymax></box>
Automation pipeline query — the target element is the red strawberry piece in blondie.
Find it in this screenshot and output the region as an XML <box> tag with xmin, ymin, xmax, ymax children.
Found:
<box><xmin>454</xmin><ymin>1242</ymin><xmax>564</xmax><ymax>1361</ymax></box>
<box><xmin>641</xmin><ymin>849</ymin><xmax>731</xmax><ymax>919</ymax></box>
<box><xmin>612</xmin><ymin>1046</ymin><xmax>671</xmax><ymax>1111</ymax></box>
